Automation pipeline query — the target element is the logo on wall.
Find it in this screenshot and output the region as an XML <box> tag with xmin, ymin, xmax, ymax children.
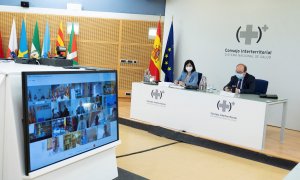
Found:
<box><xmin>236</xmin><ymin>24</ymin><xmax>269</xmax><ymax>45</ymax></box>
<box><xmin>151</xmin><ymin>89</ymin><xmax>164</xmax><ymax>100</ymax></box>
<box><xmin>224</xmin><ymin>24</ymin><xmax>272</xmax><ymax>60</ymax></box>
<box><xmin>217</xmin><ymin>100</ymin><xmax>235</xmax><ymax>112</ymax></box>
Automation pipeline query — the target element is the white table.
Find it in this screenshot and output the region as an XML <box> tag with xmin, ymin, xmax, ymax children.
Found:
<box><xmin>0</xmin><ymin>61</ymin><xmax>119</xmax><ymax>180</ymax></box>
<box><xmin>130</xmin><ymin>82</ymin><xmax>287</xmax><ymax>150</ymax></box>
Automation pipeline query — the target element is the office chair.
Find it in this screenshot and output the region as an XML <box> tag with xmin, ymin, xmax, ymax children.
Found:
<box><xmin>254</xmin><ymin>79</ymin><xmax>268</xmax><ymax>94</ymax></box>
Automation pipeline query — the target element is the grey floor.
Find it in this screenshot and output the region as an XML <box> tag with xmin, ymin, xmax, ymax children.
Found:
<box><xmin>114</xmin><ymin>168</ymin><xmax>148</xmax><ymax>180</ymax></box>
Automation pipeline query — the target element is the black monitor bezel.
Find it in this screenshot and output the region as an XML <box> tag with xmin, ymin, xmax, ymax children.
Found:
<box><xmin>22</xmin><ymin>70</ymin><xmax>119</xmax><ymax>175</ymax></box>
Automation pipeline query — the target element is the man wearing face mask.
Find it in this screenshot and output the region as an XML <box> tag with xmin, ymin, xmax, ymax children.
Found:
<box><xmin>174</xmin><ymin>59</ymin><xmax>198</xmax><ymax>87</ymax></box>
<box><xmin>223</xmin><ymin>64</ymin><xmax>256</xmax><ymax>94</ymax></box>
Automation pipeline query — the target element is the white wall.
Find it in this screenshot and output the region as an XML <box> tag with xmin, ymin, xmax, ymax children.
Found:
<box><xmin>164</xmin><ymin>0</ymin><xmax>300</xmax><ymax>130</ymax></box>
<box><xmin>0</xmin><ymin>5</ymin><xmax>163</xmax><ymax>21</ymax></box>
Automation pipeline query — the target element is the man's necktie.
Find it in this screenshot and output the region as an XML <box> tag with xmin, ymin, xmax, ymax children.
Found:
<box><xmin>237</xmin><ymin>79</ymin><xmax>242</xmax><ymax>89</ymax></box>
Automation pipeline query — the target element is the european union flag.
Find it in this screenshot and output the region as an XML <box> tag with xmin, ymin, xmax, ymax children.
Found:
<box><xmin>162</xmin><ymin>22</ymin><xmax>174</xmax><ymax>82</ymax></box>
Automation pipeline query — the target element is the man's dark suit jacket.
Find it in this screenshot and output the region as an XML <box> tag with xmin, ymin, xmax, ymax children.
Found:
<box><xmin>224</xmin><ymin>73</ymin><xmax>256</xmax><ymax>94</ymax></box>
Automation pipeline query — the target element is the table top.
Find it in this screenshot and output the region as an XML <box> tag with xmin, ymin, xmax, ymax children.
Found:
<box><xmin>189</xmin><ymin>89</ymin><xmax>286</xmax><ymax>104</ymax></box>
<box><xmin>236</xmin><ymin>93</ymin><xmax>287</xmax><ymax>104</ymax></box>
<box><xmin>136</xmin><ymin>82</ymin><xmax>287</xmax><ymax>104</ymax></box>
<box><xmin>0</xmin><ymin>60</ymin><xmax>84</xmax><ymax>75</ymax></box>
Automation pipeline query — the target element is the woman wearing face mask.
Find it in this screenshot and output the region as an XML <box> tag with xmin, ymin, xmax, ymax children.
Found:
<box><xmin>174</xmin><ymin>59</ymin><xmax>198</xmax><ymax>87</ymax></box>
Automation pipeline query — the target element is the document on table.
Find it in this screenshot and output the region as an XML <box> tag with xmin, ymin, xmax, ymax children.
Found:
<box><xmin>169</xmin><ymin>84</ymin><xmax>185</xmax><ymax>89</ymax></box>
<box><xmin>219</xmin><ymin>90</ymin><xmax>236</xmax><ymax>97</ymax></box>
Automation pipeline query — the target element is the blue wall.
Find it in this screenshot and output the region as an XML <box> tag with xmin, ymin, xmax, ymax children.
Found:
<box><xmin>0</xmin><ymin>0</ymin><xmax>166</xmax><ymax>15</ymax></box>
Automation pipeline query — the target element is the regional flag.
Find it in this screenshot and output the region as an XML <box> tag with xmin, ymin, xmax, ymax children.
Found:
<box><xmin>42</xmin><ymin>22</ymin><xmax>51</xmax><ymax>58</ymax></box>
<box><xmin>148</xmin><ymin>19</ymin><xmax>162</xmax><ymax>82</ymax></box>
<box><xmin>0</xmin><ymin>31</ymin><xmax>4</xmax><ymax>58</ymax></box>
<box><xmin>67</xmin><ymin>23</ymin><xmax>78</xmax><ymax>65</ymax></box>
<box><xmin>18</xmin><ymin>19</ymin><xmax>29</xmax><ymax>58</ymax></box>
<box><xmin>6</xmin><ymin>19</ymin><xmax>18</xmax><ymax>58</ymax></box>
<box><xmin>30</xmin><ymin>21</ymin><xmax>41</xmax><ymax>59</ymax></box>
<box><xmin>162</xmin><ymin>21</ymin><xmax>174</xmax><ymax>82</ymax></box>
<box><xmin>56</xmin><ymin>22</ymin><xmax>65</xmax><ymax>56</ymax></box>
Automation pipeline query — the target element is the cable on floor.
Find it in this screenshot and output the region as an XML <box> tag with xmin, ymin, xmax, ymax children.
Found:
<box><xmin>117</xmin><ymin>141</ymin><xmax>180</xmax><ymax>158</ymax></box>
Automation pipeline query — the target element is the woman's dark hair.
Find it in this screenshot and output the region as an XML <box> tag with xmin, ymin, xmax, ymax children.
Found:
<box><xmin>183</xmin><ymin>59</ymin><xmax>196</xmax><ymax>73</ymax></box>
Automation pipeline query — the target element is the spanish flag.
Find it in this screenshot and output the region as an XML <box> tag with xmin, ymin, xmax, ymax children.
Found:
<box><xmin>148</xmin><ymin>19</ymin><xmax>162</xmax><ymax>82</ymax></box>
<box><xmin>56</xmin><ymin>22</ymin><xmax>65</xmax><ymax>56</ymax></box>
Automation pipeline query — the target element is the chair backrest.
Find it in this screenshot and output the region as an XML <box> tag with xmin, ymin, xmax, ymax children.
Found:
<box><xmin>254</xmin><ymin>79</ymin><xmax>268</xmax><ymax>94</ymax></box>
<box><xmin>197</xmin><ymin>72</ymin><xmax>203</xmax><ymax>86</ymax></box>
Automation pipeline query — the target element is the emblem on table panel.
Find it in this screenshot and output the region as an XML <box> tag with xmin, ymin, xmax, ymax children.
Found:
<box><xmin>217</xmin><ymin>100</ymin><xmax>235</xmax><ymax>112</ymax></box>
<box><xmin>236</xmin><ymin>24</ymin><xmax>269</xmax><ymax>45</ymax></box>
<box><xmin>151</xmin><ymin>89</ymin><xmax>164</xmax><ymax>100</ymax></box>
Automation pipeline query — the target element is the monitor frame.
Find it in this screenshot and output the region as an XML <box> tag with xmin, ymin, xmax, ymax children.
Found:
<box><xmin>22</xmin><ymin>70</ymin><xmax>119</xmax><ymax>176</ymax></box>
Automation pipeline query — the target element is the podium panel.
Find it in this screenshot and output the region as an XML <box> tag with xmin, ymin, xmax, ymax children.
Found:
<box><xmin>131</xmin><ymin>82</ymin><xmax>287</xmax><ymax>150</ymax></box>
<box><xmin>0</xmin><ymin>62</ymin><xmax>119</xmax><ymax>180</ymax></box>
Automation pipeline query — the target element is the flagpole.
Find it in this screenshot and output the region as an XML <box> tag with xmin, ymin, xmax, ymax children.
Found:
<box><xmin>158</xmin><ymin>15</ymin><xmax>162</xmax><ymax>78</ymax></box>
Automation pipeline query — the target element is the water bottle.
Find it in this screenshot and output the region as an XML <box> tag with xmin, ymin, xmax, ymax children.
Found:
<box><xmin>199</xmin><ymin>77</ymin><xmax>204</xmax><ymax>91</ymax></box>
<box><xmin>143</xmin><ymin>69</ymin><xmax>150</xmax><ymax>82</ymax></box>
<box><xmin>202</xmin><ymin>76</ymin><xmax>207</xmax><ymax>91</ymax></box>
<box><xmin>203</xmin><ymin>76</ymin><xmax>207</xmax><ymax>91</ymax></box>
<box><xmin>199</xmin><ymin>76</ymin><xmax>207</xmax><ymax>91</ymax></box>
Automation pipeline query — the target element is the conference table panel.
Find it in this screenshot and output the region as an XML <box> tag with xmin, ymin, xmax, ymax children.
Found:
<box><xmin>130</xmin><ymin>82</ymin><xmax>286</xmax><ymax>150</ymax></box>
<box><xmin>0</xmin><ymin>74</ymin><xmax>5</xmax><ymax>180</ymax></box>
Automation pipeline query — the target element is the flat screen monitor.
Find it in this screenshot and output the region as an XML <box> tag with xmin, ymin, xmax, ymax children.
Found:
<box><xmin>22</xmin><ymin>70</ymin><xmax>119</xmax><ymax>175</ymax></box>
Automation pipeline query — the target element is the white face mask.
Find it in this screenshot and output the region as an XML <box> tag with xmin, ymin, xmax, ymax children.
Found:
<box><xmin>235</xmin><ymin>72</ymin><xmax>244</xmax><ymax>79</ymax></box>
<box><xmin>186</xmin><ymin>66</ymin><xmax>193</xmax><ymax>72</ymax></box>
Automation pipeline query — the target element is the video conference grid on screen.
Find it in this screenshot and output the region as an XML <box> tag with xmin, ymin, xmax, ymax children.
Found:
<box><xmin>25</xmin><ymin>72</ymin><xmax>118</xmax><ymax>172</ymax></box>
